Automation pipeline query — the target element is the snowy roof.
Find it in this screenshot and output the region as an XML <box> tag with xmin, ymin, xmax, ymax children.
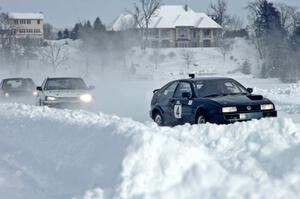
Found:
<box><xmin>112</xmin><ymin>5</ymin><xmax>221</xmax><ymax>31</ymax></box>
<box><xmin>111</xmin><ymin>14</ymin><xmax>135</xmax><ymax>31</ymax></box>
<box><xmin>8</xmin><ymin>12</ymin><xmax>44</xmax><ymax>20</ymax></box>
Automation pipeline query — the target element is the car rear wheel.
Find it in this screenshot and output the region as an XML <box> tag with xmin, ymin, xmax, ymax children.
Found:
<box><xmin>154</xmin><ymin>112</ymin><xmax>164</xmax><ymax>126</ymax></box>
<box><xmin>196</xmin><ymin>111</ymin><xmax>207</xmax><ymax>124</ymax></box>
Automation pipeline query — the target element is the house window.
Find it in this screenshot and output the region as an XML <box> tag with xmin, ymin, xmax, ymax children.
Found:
<box><xmin>178</xmin><ymin>28</ymin><xmax>188</xmax><ymax>38</ymax></box>
<box><xmin>203</xmin><ymin>40</ymin><xmax>211</xmax><ymax>47</ymax></box>
<box><xmin>193</xmin><ymin>29</ymin><xmax>197</xmax><ymax>38</ymax></box>
<box><xmin>160</xmin><ymin>29</ymin><xmax>170</xmax><ymax>38</ymax></box>
<box><xmin>15</xmin><ymin>19</ymin><xmax>19</xmax><ymax>24</ymax></box>
<box><xmin>27</xmin><ymin>19</ymin><xmax>31</xmax><ymax>24</ymax></box>
<box><xmin>37</xmin><ymin>20</ymin><xmax>40</xmax><ymax>24</ymax></box>
<box><xmin>204</xmin><ymin>29</ymin><xmax>211</xmax><ymax>37</ymax></box>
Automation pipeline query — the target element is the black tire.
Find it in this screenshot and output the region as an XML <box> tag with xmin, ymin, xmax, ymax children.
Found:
<box><xmin>154</xmin><ymin>112</ymin><xmax>164</xmax><ymax>126</ymax></box>
<box><xmin>195</xmin><ymin>110</ymin><xmax>207</xmax><ymax>124</ymax></box>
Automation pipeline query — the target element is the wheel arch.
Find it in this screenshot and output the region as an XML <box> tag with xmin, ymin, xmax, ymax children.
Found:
<box><xmin>151</xmin><ymin>106</ymin><xmax>164</xmax><ymax>120</ymax></box>
<box><xmin>195</xmin><ymin>106</ymin><xmax>210</xmax><ymax>123</ymax></box>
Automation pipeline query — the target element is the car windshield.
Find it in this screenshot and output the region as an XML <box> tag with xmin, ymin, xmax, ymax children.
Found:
<box><xmin>2</xmin><ymin>79</ymin><xmax>34</xmax><ymax>90</ymax></box>
<box><xmin>45</xmin><ymin>78</ymin><xmax>88</xmax><ymax>90</ymax></box>
<box><xmin>194</xmin><ymin>79</ymin><xmax>248</xmax><ymax>98</ymax></box>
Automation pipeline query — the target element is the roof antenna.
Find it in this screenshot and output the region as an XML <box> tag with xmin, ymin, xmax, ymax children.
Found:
<box><xmin>184</xmin><ymin>4</ymin><xmax>188</xmax><ymax>12</ymax></box>
<box><xmin>189</xmin><ymin>74</ymin><xmax>195</xmax><ymax>79</ymax></box>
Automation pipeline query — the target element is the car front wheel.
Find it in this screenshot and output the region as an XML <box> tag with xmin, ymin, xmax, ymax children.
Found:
<box><xmin>196</xmin><ymin>111</ymin><xmax>207</xmax><ymax>124</ymax></box>
<box><xmin>154</xmin><ymin>112</ymin><xmax>164</xmax><ymax>126</ymax></box>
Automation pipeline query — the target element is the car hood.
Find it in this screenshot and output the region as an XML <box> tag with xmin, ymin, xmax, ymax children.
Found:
<box><xmin>3</xmin><ymin>89</ymin><xmax>33</xmax><ymax>95</ymax></box>
<box><xmin>44</xmin><ymin>90</ymin><xmax>90</xmax><ymax>98</ymax></box>
<box><xmin>207</xmin><ymin>94</ymin><xmax>271</xmax><ymax>106</ymax></box>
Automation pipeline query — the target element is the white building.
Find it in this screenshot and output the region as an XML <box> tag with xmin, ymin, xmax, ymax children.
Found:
<box><xmin>8</xmin><ymin>12</ymin><xmax>44</xmax><ymax>41</ymax></box>
<box><xmin>112</xmin><ymin>5</ymin><xmax>222</xmax><ymax>48</ymax></box>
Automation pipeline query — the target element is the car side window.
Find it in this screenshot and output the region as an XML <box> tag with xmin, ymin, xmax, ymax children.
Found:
<box><xmin>174</xmin><ymin>82</ymin><xmax>192</xmax><ymax>98</ymax></box>
<box><xmin>162</xmin><ymin>82</ymin><xmax>178</xmax><ymax>99</ymax></box>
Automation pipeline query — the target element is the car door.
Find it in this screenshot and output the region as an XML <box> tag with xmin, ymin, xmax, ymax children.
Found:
<box><xmin>170</xmin><ymin>81</ymin><xmax>194</xmax><ymax>124</ymax></box>
<box><xmin>156</xmin><ymin>81</ymin><xmax>179</xmax><ymax>125</ymax></box>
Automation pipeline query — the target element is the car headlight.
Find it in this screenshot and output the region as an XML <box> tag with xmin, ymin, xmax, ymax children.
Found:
<box><xmin>46</xmin><ymin>96</ymin><xmax>56</xmax><ymax>101</ymax></box>
<box><xmin>33</xmin><ymin>91</ymin><xmax>38</xmax><ymax>96</ymax></box>
<box><xmin>261</xmin><ymin>104</ymin><xmax>274</xmax><ymax>110</ymax></box>
<box><xmin>80</xmin><ymin>94</ymin><xmax>93</xmax><ymax>103</ymax></box>
<box><xmin>222</xmin><ymin>106</ymin><xmax>237</xmax><ymax>113</ymax></box>
<box><xmin>4</xmin><ymin>93</ymin><xmax>9</xmax><ymax>97</ymax></box>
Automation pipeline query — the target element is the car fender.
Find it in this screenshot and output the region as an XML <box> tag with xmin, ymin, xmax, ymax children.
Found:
<box><xmin>193</xmin><ymin>99</ymin><xmax>222</xmax><ymax>121</ymax></box>
<box><xmin>150</xmin><ymin>106</ymin><xmax>164</xmax><ymax>119</ymax></box>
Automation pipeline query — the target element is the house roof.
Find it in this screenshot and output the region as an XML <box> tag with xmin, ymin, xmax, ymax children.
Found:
<box><xmin>148</xmin><ymin>5</ymin><xmax>221</xmax><ymax>29</ymax></box>
<box><xmin>111</xmin><ymin>5</ymin><xmax>221</xmax><ymax>31</ymax></box>
<box><xmin>111</xmin><ymin>14</ymin><xmax>135</xmax><ymax>31</ymax></box>
<box><xmin>8</xmin><ymin>12</ymin><xmax>44</xmax><ymax>20</ymax></box>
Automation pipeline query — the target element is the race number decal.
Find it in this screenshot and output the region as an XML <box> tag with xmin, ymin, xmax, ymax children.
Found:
<box><xmin>174</xmin><ymin>102</ymin><xmax>182</xmax><ymax>119</ymax></box>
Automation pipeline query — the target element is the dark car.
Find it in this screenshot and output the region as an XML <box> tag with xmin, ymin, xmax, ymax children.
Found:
<box><xmin>150</xmin><ymin>76</ymin><xmax>277</xmax><ymax>126</ymax></box>
<box><xmin>0</xmin><ymin>78</ymin><xmax>37</xmax><ymax>98</ymax></box>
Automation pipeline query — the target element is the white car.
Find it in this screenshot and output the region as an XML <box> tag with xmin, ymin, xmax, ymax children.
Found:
<box><xmin>36</xmin><ymin>77</ymin><xmax>94</xmax><ymax>108</ymax></box>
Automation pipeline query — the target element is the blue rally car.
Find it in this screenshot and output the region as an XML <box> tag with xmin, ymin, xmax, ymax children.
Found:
<box><xmin>150</xmin><ymin>76</ymin><xmax>277</xmax><ymax>126</ymax></box>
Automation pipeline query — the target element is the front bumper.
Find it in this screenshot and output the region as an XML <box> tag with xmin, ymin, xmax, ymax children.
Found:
<box><xmin>211</xmin><ymin>110</ymin><xmax>277</xmax><ymax>124</ymax></box>
<box><xmin>43</xmin><ymin>99</ymin><xmax>92</xmax><ymax>109</ymax></box>
<box><xmin>223</xmin><ymin>110</ymin><xmax>277</xmax><ymax>123</ymax></box>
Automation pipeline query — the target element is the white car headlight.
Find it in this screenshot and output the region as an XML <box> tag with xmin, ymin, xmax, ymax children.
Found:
<box><xmin>33</xmin><ymin>91</ymin><xmax>38</xmax><ymax>96</ymax></box>
<box><xmin>222</xmin><ymin>106</ymin><xmax>237</xmax><ymax>113</ymax></box>
<box><xmin>261</xmin><ymin>104</ymin><xmax>274</xmax><ymax>110</ymax></box>
<box><xmin>4</xmin><ymin>93</ymin><xmax>9</xmax><ymax>97</ymax></box>
<box><xmin>80</xmin><ymin>94</ymin><xmax>93</xmax><ymax>103</ymax></box>
<box><xmin>47</xmin><ymin>96</ymin><xmax>56</xmax><ymax>101</ymax></box>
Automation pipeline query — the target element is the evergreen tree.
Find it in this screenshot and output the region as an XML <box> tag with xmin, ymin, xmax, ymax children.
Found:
<box><xmin>93</xmin><ymin>17</ymin><xmax>106</xmax><ymax>32</ymax></box>
<box><xmin>70</xmin><ymin>23</ymin><xmax>81</xmax><ymax>40</ymax></box>
<box><xmin>63</xmin><ymin>29</ymin><xmax>70</xmax><ymax>39</ymax></box>
<box><xmin>84</xmin><ymin>21</ymin><xmax>92</xmax><ymax>31</ymax></box>
<box><xmin>57</xmin><ymin>31</ymin><xmax>63</xmax><ymax>40</ymax></box>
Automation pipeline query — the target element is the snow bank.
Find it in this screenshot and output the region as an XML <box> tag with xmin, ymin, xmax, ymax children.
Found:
<box><xmin>0</xmin><ymin>104</ymin><xmax>300</xmax><ymax>199</ymax></box>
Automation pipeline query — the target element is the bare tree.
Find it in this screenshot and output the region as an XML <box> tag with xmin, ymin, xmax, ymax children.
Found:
<box><xmin>149</xmin><ymin>49</ymin><xmax>165</xmax><ymax>71</ymax></box>
<box><xmin>276</xmin><ymin>3</ymin><xmax>298</xmax><ymax>35</ymax></box>
<box><xmin>0</xmin><ymin>12</ymin><xmax>18</xmax><ymax>69</ymax></box>
<box><xmin>131</xmin><ymin>0</ymin><xmax>161</xmax><ymax>48</ymax></box>
<box><xmin>41</xmin><ymin>42</ymin><xmax>68</xmax><ymax>74</ymax></box>
<box><xmin>181</xmin><ymin>50</ymin><xmax>195</xmax><ymax>71</ymax></box>
<box><xmin>43</xmin><ymin>23</ymin><xmax>54</xmax><ymax>40</ymax></box>
<box><xmin>226</xmin><ymin>15</ymin><xmax>244</xmax><ymax>31</ymax></box>
<box><xmin>218</xmin><ymin>38</ymin><xmax>233</xmax><ymax>61</ymax></box>
<box><xmin>209</xmin><ymin>0</ymin><xmax>228</xmax><ymax>27</ymax></box>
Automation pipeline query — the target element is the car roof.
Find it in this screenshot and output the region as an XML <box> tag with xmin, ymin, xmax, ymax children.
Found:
<box><xmin>2</xmin><ymin>78</ymin><xmax>31</xmax><ymax>81</ymax></box>
<box><xmin>177</xmin><ymin>77</ymin><xmax>235</xmax><ymax>82</ymax></box>
<box><xmin>47</xmin><ymin>77</ymin><xmax>83</xmax><ymax>80</ymax></box>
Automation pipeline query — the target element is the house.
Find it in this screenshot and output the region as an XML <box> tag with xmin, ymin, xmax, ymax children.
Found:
<box><xmin>111</xmin><ymin>5</ymin><xmax>222</xmax><ymax>48</ymax></box>
<box><xmin>8</xmin><ymin>12</ymin><xmax>44</xmax><ymax>41</ymax></box>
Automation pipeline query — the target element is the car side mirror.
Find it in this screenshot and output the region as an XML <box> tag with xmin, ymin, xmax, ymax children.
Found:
<box><xmin>36</xmin><ymin>86</ymin><xmax>42</xmax><ymax>91</ymax></box>
<box><xmin>88</xmin><ymin>85</ymin><xmax>95</xmax><ymax>90</ymax></box>
<box><xmin>182</xmin><ymin>92</ymin><xmax>191</xmax><ymax>99</ymax></box>
<box><xmin>247</xmin><ymin>88</ymin><xmax>253</xmax><ymax>94</ymax></box>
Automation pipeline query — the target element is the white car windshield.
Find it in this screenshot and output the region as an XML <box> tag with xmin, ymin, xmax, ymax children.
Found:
<box><xmin>45</xmin><ymin>78</ymin><xmax>88</xmax><ymax>90</ymax></box>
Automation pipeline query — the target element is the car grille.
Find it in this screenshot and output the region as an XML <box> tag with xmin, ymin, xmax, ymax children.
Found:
<box><xmin>236</xmin><ymin>105</ymin><xmax>261</xmax><ymax>112</ymax></box>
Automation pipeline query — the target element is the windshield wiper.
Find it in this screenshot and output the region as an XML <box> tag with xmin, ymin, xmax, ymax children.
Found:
<box><xmin>228</xmin><ymin>92</ymin><xmax>248</xmax><ymax>96</ymax></box>
<box><xmin>203</xmin><ymin>93</ymin><xmax>228</xmax><ymax>98</ymax></box>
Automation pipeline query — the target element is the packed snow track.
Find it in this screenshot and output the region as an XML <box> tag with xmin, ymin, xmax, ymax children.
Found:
<box><xmin>0</xmin><ymin>103</ymin><xmax>300</xmax><ymax>199</ymax></box>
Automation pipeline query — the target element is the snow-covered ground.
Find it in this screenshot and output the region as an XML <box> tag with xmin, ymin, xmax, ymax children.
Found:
<box><xmin>1</xmin><ymin>38</ymin><xmax>300</xmax><ymax>199</ymax></box>
<box><xmin>0</xmin><ymin>104</ymin><xmax>300</xmax><ymax>199</ymax></box>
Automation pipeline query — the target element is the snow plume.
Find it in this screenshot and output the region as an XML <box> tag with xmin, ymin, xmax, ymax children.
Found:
<box><xmin>0</xmin><ymin>103</ymin><xmax>300</xmax><ymax>199</ymax></box>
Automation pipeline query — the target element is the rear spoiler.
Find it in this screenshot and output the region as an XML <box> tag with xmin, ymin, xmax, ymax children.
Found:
<box><xmin>153</xmin><ymin>89</ymin><xmax>160</xmax><ymax>94</ymax></box>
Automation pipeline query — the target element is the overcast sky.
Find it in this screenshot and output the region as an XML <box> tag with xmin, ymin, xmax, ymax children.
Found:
<box><xmin>0</xmin><ymin>0</ymin><xmax>298</xmax><ymax>28</ymax></box>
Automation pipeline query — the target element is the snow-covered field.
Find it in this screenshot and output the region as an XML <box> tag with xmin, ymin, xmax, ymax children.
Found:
<box><xmin>0</xmin><ymin>104</ymin><xmax>300</xmax><ymax>199</ymax></box>
<box><xmin>1</xmin><ymin>38</ymin><xmax>300</xmax><ymax>199</ymax></box>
